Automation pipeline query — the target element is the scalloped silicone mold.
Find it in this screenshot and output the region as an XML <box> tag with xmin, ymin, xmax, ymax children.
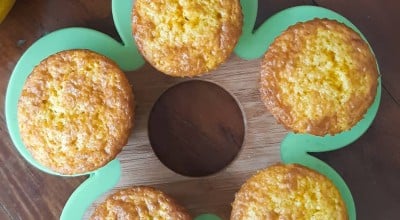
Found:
<box><xmin>5</xmin><ymin>1</ymin><xmax>380</xmax><ymax>219</ymax></box>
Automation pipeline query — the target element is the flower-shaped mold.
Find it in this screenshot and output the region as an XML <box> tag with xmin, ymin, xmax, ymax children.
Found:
<box><xmin>5</xmin><ymin>0</ymin><xmax>380</xmax><ymax>219</ymax></box>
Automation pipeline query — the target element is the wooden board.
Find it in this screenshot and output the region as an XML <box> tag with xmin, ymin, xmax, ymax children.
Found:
<box><xmin>83</xmin><ymin>56</ymin><xmax>287</xmax><ymax>219</ymax></box>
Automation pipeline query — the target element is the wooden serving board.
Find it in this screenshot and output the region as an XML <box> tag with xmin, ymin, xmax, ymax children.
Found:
<box><xmin>82</xmin><ymin>56</ymin><xmax>287</xmax><ymax>219</ymax></box>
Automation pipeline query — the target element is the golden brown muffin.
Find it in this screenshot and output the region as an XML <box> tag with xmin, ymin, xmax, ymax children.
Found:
<box><xmin>90</xmin><ymin>186</ymin><xmax>192</xmax><ymax>220</ymax></box>
<box><xmin>132</xmin><ymin>0</ymin><xmax>242</xmax><ymax>77</ymax></box>
<box><xmin>17</xmin><ymin>49</ymin><xmax>134</xmax><ymax>175</ymax></box>
<box><xmin>260</xmin><ymin>18</ymin><xmax>378</xmax><ymax>136</ymax></box>
<box><xmin>231</xmin><ymin>163</ymin><xmax>348</xmax><ymax>220</ymax></box>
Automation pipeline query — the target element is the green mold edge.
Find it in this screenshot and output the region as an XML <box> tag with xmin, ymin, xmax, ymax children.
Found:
<box><xmin>60</xmin><ymin>159</ymin><xmax>121</xmax><ymax>220</ymax></box>
<box><xmin>4</xmin><ymin>0</ymin><xmax>380</xmax><ymax>219</ymax></box>
<box><xmin>5</xmin><ymin>0</ymin><xmax>144</xmax><ymax>177</ymax></box>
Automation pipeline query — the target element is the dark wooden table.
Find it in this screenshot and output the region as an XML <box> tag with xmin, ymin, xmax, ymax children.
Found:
<box><xmin>0</xmin><ymin>0</ymin><xmax>399</xmax><ymax>219</ymax></box>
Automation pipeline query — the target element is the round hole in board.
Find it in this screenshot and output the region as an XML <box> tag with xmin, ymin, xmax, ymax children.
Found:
<box><xmin>148</xmin><ymin>80</ymin><xmax>245</xmax><ymax>177</ymax></box>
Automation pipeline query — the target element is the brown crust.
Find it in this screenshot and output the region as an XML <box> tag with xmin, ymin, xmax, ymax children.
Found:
<box><xmin>231</xmin><ymin>163</ymin><xmax>348</xmax><ymax>220</ymax></box>
<box><xmin>132</xmin><ymin>0</ymin><xmax>242</xmax><ymax>77</ymax></box>
<box><xmin>260</xmin><ymin>19</ymin><xmax>379</xmax><ymax>136</ymax></box>
<box><xmin>90</xmin><ymin>186</ymin><xmax>192</xmax><ymax>220</ymax></box>
<box><xmin>17</xmin><ymin>49</ymin><xmax>134</xmax><ymax>175</ymax></box>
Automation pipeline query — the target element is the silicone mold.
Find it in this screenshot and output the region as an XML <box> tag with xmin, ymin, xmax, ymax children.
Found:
<box><xmin>5</xmin><ymin>1</ymin><xmax>380</xmax><ymax>219</ymax></box>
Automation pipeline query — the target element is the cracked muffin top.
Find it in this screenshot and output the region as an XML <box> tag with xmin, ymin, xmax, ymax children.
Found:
<box><xmin>17</xmin><ymin>49</ymin><xmax>134</xmax><ymax>174</ymax></box>
<box><xmin>231</xmin><ymin>163</ymin><xmax>348</xmax><ymax>220</ymax></box>
<box><xmin>260</xmin><ymin>19</ymin><xmax>378</xmax><ymax>136</ymax></box>
<box><xmin>90</xmin><ymin>186</ymin><xmax>191</xmax><ymax>220</ymax></box>
<box><xmin>132</xmin><ymin>0</ymin><xmax>242</xmax><ymax>77</ymax></box>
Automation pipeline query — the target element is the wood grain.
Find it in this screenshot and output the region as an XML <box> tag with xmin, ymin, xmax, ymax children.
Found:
<box><xmin>0</xmin><ymin>0</ymin><xmax>399</xmax><ymax>220</ymax></box>
<box><xmin>82</xmin><ymin>56</ymin><xmax>287</xmax><ymax>219</ymax></box>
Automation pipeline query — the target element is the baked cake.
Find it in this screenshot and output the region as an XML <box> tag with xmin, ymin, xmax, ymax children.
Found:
<box><xmin>132</xmin><ymin>0</ymin><xmax>243</xmax><ymax>77</ymax></box>
<box><xmin>260</xmin><ymin>18</ymin><xmax>379</xmax><ymax>135</ymax></box>
<box><xmin>90</xmin><ymin>186</ymin><xmax>191</xmax><ymax>220</ymax></box>
<box><xmin>231</xmin><ymin>163</ymin><xmax>348</xmax><ymax>220</ymax></box>
<box><xmin>17</xmin><ymin>49</ymin><xmax>134</xmax><ymax>174</ymax></box>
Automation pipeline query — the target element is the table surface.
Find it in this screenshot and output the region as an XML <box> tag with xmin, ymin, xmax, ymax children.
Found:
<box><xmin>0</xmin><ymin>0</ymin><xmax>399</xmax><ymax>219</ymax></box>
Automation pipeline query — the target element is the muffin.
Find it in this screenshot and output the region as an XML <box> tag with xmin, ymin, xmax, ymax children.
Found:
<box><xmin>260</xmin><ymin>18</ymin><xmax>379</xmax><ymax>136</ymax></box>
<box><xmin>90</xmin><ymin>186</ymin><xmax>191</xmax><ymax>220</ymax></box>
<box><xmin>132</xmin><ymin>0</ymin><xmax>243</xmax><ymax>77</ymax></box>
<box><xmin>231</xmin><ymin>164</ymin><xmax>347</xmax><ymax>220</ymax></box>
<box><xmin>17</xmin><ymin>49</ymin><xmax>134</xmax><ymax>175</ymax></box>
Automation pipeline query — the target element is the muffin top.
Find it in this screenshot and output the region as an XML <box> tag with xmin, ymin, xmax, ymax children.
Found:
<box><xmin>260</xmin><ymin>18</ymin><xmax>378</xmax><ymax>136</ymax></box>
<box><xmin>132</xmin><ymin>0</ymin><xmax>242</xmax><ymax>77</ymax></box>
<box><xmin>90</xmin><ymin>186</ymin><xmax>191</xmax><ymax>220</ymax></box>
<box><xmin>231</xmin><ymin>163</ymin><xmax>348</xmax><ymax>220</ymax></box>
<box><xmin>17</xmin><ymin>49</ymin><xmax>134</xmax><ymax>175</ymax></box>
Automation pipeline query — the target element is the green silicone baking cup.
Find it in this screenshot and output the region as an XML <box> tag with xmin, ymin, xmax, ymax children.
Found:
<box><xmin>5</xmin><ymin>0</ymin><xmax>380</xmax><ymax>219</ymax></box>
